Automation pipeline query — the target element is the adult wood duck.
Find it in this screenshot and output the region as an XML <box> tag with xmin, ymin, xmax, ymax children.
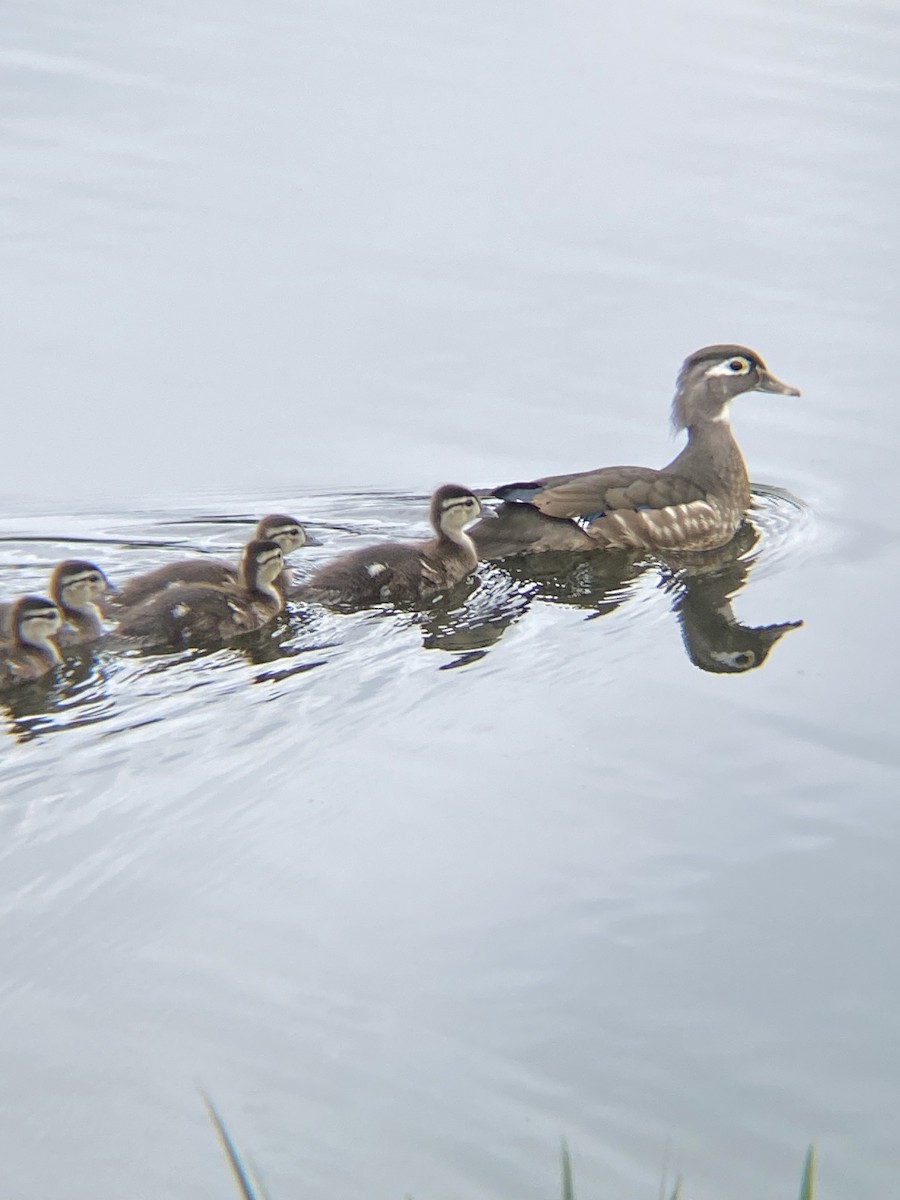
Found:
<box><xmin>296</xmin><ymin>485</ymin><xmax>488</xmax><ymax>608</ymax></box>
<box><xmin>112</xmin><ymin>514</ymin><xmax>307</xmax><ymax>610</ymax></box>
<box><xmin>470</xmin><ymin>345</ymin><xmax>800</xmax><ymax>557</ymax></box>
<box><xmin>115</xmin><ymin>539</ymin><xmax>285</xmax><ymax>649</ymax></box>
<box><xmin>0</xmin><ymin>596</ymin><xmax>63</xmax><ymax>686</ymax></box>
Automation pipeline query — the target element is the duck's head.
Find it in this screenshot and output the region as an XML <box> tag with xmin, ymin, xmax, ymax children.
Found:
<box><xmin>430</xmin><ymin>485</ymin><xmax>485</xmax><ymax>538</ymax></box>
<box><xmin>50</xmin><ymin>560</ymin><xmax>110</xmax><ymax>614</ymax></box>
<box><xmin>12</xmin><ymin>595</ymin><xmax>62</xmax><ymax>654</ymax></box>
<box><xmin>255</xmin><ymin>514</ymin><xmax>307</xmax><ymax>555</ymax></box>
<box><xmin>240</xmin><ymin>538</ymin><xmax>284</xmax><ymax>593</ymax></box>
<box><xmin>672</xmin><ymin>345</ymin><xmax>800</xmax><ymax>431</ymax></box>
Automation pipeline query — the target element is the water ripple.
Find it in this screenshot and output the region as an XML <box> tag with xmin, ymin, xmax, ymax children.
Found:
<box><xmin>0</xmin><ymin>485</ymin><xmax>815</xmax><ymax>747</ymax></box>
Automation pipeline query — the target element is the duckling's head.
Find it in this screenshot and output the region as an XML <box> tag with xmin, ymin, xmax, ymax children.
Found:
<box><xmin>430</xmin><ymin>485</ymin><xmax>484</xmax><ymax>538</ymax></box>
<box><xmin>255</xmin><ymin>514</ymin><xmax>307</xmax><ymax>554</ymax></box>
<box><xmin>672</xmin><ymin>345</ymin><xmax>800</xmax><ymax>431</ymax></box>
<box><xmin>50</xmin><ymin>560</ymin><xmax>110</xmax><ymax>614</ymax></box>
<box><xmin>13</xmin><ymin>595</ymin><xmax>62</xmax><ymax>651</ymax></box>
<box><xmin>240</xmin><ymin>538</ymin><xmax>284</xmax><ymax>593</ymax></box>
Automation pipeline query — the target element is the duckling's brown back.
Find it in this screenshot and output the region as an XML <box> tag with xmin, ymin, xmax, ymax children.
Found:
<box><xmin>112</xmin><ymin>559</ymin><xmax>236</xmax><ymax>610</ymax></box>
<box><xmin>115</xmin><ymin>583</ymin><xmax>258</xmax><ymax>649</ymax></box>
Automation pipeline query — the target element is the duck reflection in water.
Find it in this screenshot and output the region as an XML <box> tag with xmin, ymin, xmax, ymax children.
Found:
<box><xmin>0</xmin><ymin>643</ymin><xmax>111</xmax><ymax>743</ymax></box>
<box><xmin>420</xmin><ymin>521</ymin><xmax>801</xmax><ymax>674</ymax></box>
<box><xmin>660</xmin><ymin>523</ymin><xmax>802</xmax><ymax>673</ymax></box>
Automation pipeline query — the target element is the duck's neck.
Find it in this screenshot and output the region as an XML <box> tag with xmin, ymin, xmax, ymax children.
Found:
<box><xmin>22</xmin><ymin>630</ymin><xmax>62</xmax><ymax>665</ymax></box>
<box><xmin>665</xmin><ymin>417</ymin><xmax>750</xmax><ymax>502</ymax></box>
<box><xmin>436</xmin><ymin>525</ymin><xmax>478</xmax><ymax>567</ymax></box>
<box><xmin>250</xmin><ymin>577</ymin><xmax>283</xmax><ymax>610</ymax></box>
<box><xmin>61</xmin><ymin>596</ymin><xmax>103</xmax><ymax>628</ymax></box>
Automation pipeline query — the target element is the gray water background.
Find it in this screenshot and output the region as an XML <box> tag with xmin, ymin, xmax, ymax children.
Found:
<box><xmin>1</xmin><ymin>0</ymin><xmax>899</xmax><ymax>1196</ymax></box>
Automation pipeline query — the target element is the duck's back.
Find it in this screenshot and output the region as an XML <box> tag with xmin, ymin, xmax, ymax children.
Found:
<box><xmin>116</xmin><ymin>583</ymin><xmax>259</xmax><ymax>648</ymax></box>
<box><xmin>113</xmin><ymin>559</ymin><xmax>236</xmax><ymax>610</ymax></box>
<box><xmin>296</xmin><ymin>541</ymin><xmax>422</xmax><ymax>606</ymax></box>
<box><xmin>298</xmin><ymin>537</ymin><xmax>473</xmax><ymax>607</ymax></box>
<box><xmin>476</xmin><ymin>460</ymin><xmax>738</xmax><ymax>555</ymax></box>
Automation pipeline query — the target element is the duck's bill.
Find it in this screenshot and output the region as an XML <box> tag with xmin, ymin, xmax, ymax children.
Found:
<box><xmin>473</xmin><ymin>505</ymin><xmax>499</xmax><ymax>520</ymax></box>
<box><xmin>757</xmin><ymin>370</ymin><xmax>801</xmax><ymax>397</ymax></box>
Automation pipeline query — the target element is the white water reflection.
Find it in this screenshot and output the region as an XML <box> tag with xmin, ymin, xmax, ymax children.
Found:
<box><xmin>2</xmin><ymin>0</ymin><xmax>900</xmax><ymax>1198</ymax></box>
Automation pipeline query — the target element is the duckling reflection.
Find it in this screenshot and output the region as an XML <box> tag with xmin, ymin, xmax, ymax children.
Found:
<box><xmin>295</xmin><ymin>485</ymin><xmax>487</xmax><ymax>609</ymax></box>
<box><xmin>660</xmin><ymin>525</ymin><xmax>802</xmax><ymax>673</ymax></box>
<box><xmin>0</xmin><ymin>596</ymin><xmax>62</xmax><ymax>687</ymax></box>
<box><xmin>112</xmin><ymin>513</ymin><xmax>307</xmax><ymax>610</ymax></box>
<box><xmin>0</xmin><ymin>645</ymin><xmax>111</xmax><ymax>743</ymax></box>
<box><xmin>419</xmin><ymin>550</ymin><xmax>650</xmax><ymax>656</ymax></box>
<box><xmin>115</xmin><ymin>539</ymin><xmax>285</xmax><ymax>650</ymax></box>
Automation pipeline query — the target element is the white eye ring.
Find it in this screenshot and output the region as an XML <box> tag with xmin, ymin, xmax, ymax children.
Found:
<box><xmin>707</xmin><ymin>356</ymin><xmax>751</xmax><ymax>378</ymax></box>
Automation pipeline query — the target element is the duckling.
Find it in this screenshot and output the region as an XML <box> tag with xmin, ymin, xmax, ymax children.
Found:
<box><xmin>471</xmin><ymin>345</ymin><xmax>800</xmax><ymax>557</ymax></box>
<box><xmin>0</xmin><ymin>596</ymin><xmax>63</xmax><ymax>686</ymax></box>
<box><xmin>256</xmin><ymin>514</ymin><xmax>308</xmax><ymax>555</ymax></box>
<box><xmin>0</xmin><ymin>560</ymin><xmax>112</xmax><ymax>645</ymax></box>
<box><xmin>47</xmin><ymin>560</ymin><xmax>111</xmax><ymax>646</ymax></box>
<box><xmin>112</xmin><ymin>514</ymin><xmax>307</xmax><ymax>610</ymax></box>
<box><xmin>296</xmin><ymin>485</ymin><xmax>487</xmax><ymax>609</ymax></box>
<box><xmin>115</xmin><ymin>539</ymin><xmax>285</xmax><ymax>649</ymax></box>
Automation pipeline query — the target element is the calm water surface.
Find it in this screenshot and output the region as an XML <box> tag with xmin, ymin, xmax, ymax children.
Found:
<box><xmin>1</xmin><ymin>0</ymin><xmax>899</xmax><ymax>1197</ymax></box>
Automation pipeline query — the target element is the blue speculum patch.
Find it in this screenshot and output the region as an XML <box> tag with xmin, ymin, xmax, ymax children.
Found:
<box><xmin>497</xmin><ymin>487</ymin><xmax>538</xmax><ymax>503</ymax></box>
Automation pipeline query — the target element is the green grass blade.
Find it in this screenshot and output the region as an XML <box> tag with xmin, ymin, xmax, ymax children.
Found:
<box><xmin>560</xmin><ymin>1138</ymin><xmax>576</xmax><ymax>1200</ymax></box>
<box><xmin>798</xmin><ymin>1143</ymin><xmax>816</xmax><ymax>1200</ymax></box>
<box><xmin>201</xmin><ymin>1091</ymin><xmax>262</xmax><ymax>1200</ymax></box>
<box><xmin>666</xmin><ymin>1177</ymin><xmax>683</xmax><ymax>1200</ymax></box>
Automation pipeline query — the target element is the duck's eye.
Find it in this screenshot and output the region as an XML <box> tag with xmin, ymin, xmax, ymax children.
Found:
<box><xmin>728</xmin><ymin>357</ymin><xmax>749</xmax><ymax>373</ymax></box>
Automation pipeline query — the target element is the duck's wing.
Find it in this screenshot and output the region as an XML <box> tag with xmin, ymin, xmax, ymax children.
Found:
<box><xmin>493</xmin><ymin>467</ymin><xmax>726</xmax><ymax>550</ymax></box>
<box><xmin>495</xmin><ymin>466</ymin><xmax>706</xmax><ymax>520</ymax></box>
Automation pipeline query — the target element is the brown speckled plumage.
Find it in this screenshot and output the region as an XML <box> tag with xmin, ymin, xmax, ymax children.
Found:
<box><xmin>112</xmin><ymin>514</ymin><xmax>306</xmax><ymax>610</ymax></box>
<box><xmin>295</xmin><ymin>485</ymin><xmax>484</xmax><ymax>609</ymax></box>
<box><xmin>115</xmin><ymin>539</ymin><xmax>285</xmax><ymax>649</ymax></box>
